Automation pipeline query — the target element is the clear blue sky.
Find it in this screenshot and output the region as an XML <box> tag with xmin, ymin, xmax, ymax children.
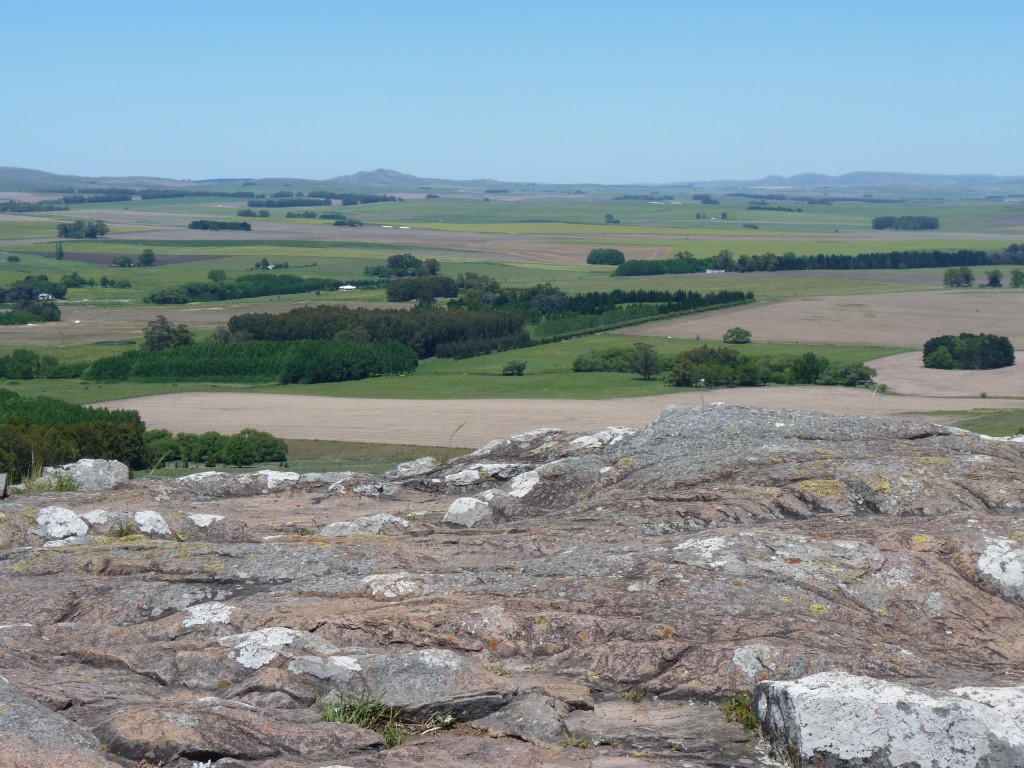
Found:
<box><xmin>4</xmin><ymin>1</ymin><xmax>1022</xmax><ymax>184</ymax></box>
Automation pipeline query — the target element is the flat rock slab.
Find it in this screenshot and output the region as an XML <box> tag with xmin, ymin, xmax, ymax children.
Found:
<box><xmin>757</xmin><ymin>671</ymin><xmax>1024</xmax><ymax>768</ymax></box>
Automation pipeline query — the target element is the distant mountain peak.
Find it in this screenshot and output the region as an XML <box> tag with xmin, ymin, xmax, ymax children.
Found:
<box><xmin>326</xmin><ymin>169</ymin><xmax>424</xmax><ymax>185</ymax></box>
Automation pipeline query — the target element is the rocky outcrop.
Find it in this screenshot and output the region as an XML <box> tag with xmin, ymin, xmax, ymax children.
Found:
<box><xmin>1</xmin><ymin>405</ymin><xmax>1023</xmax><ymax>767</ymax></box>
<box><xmin>42</xmin><ymin>457</ymin><xmax>129</xmax><ymax>491</ymax></box>
<box><xmin>756</xmin><ymin>671</ymin><xmax>1024</xmax><ymax>767</ymax></box>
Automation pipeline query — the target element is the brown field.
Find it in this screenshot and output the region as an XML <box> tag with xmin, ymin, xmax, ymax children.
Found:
<box><xmin>0</xmin><ymin>300</ymin><xmax>387</xmax><ymax>346</ymax></box>
<box><xmin>622</xmin><ymin>290</ymin><xmax>1024</xmax><ymax>348</ymax></box>
<box><xmin>98</xmin><ymin>389</ymin><xmax>1023</xmax><ymax>450</ymax></box>
<box><xmin>870</xmin><ymin>351</ymin><xmax>1024</xmax><ymax>398</ymax></box>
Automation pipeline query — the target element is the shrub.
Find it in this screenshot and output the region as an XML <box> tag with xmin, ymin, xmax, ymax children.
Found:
<box><xmin>502</xmin><ymin>359</ymin><xmax>527</xmax><ymax>376</ymax></box>
<box><xmin>723</xmin><ymin>327</ymin><xmax>752</xmax><ymax>344</ymax></box>
<box><xmin>586</xmin><ymin>248</ymin><xmax>625</xmax><ymax>266</ymax></box>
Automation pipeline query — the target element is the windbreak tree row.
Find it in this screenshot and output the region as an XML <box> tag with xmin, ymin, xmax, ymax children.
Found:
<box><xmin>84</xmin><ymin>339</ymin><xmax>418</xmax><ymax>384</ymax></box>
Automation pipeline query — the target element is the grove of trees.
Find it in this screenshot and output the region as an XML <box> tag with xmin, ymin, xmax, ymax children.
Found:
<box><xmin>923</xmin><ymin>333</ymin><xmax>1015</xmax><ymax>370</ymax></box>
<box><xmin>56</xmin><ymin>220</ymin><xmax>108</xmax><ymax>238</ymax></box>
<box><xmin>586</xmin><ymin>248</ymin><xmax>626</xmax><ymax>265</ymax></box>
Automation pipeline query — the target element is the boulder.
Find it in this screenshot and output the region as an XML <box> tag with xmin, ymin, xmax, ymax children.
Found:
<box><xmin>756</xmin><ymin>671</ymin><xmax>1024</xmax><ymax>768</ymax></box>
<box><xmin>42</xmin><ymin>458</ymin><xmax>129</xmax><ymax>491</ymax></box>
<box><xmin>35</xmin><ymin>505</ymin><xmax>88</xmax><ymax>540</ymax></box>
<box><xmin>443</xmin><ymin>497</ymin><xmax>492</xmax><ymax>527</ymax></box>
<box><xmin>318</xmin><ymin>513</ymin><xmax>410</xmax><ymax>537</ymax></box>
<box><xmin>0</xmin><ymin>678</ymin><xmax>118</xmax><ymax>768</ymax></box>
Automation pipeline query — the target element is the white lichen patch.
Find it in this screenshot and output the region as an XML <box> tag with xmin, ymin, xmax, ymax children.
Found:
<box><xmin>508</xmin><ymin>470</ymin><xmax>540</xmax><ymax>498</ymax></box>
<box><xmin>978</xmin><ymin>538</ymin><xmax>1024</xmax><ymax>599</ymax></box>
<box><xmin>445</xmin><ymin>469</ymin><xmax>482</xmax><ymax>486</ymax></box>
<box><xmin>418</xmin><ymin>648</ymin><xmax>462</xmax><ymax>669</ymax></box>
<box><xmin>219</xmin><ymin>627</ymin><xmax>302</xmax><ymax>669</ymax></box>
<box><xmin>36</xmin><ymin>506</ymin><xmax>88</xmax><ymax>540</ymax></box>
<box><xmin>570</xmin><ymin>427</ymin><xmax>635</xmax><ymax>449</ymax></box>
<box><xmin>329</xmin><ymin>655</ymin><xmax>362</xmax><ymax>672</ymax></box>
<box><xmin>255</xmin><ymin>470</ymin><xmax>300</xmax><ymax>490</ymax></box>
<box><xmin>733</xmin><ymin>644</ymin><xmax>779</xmax><ymax>677</ymax></box>
<box><xmin>163</xmin><ymin>711</ymin><xmax>199</xmax><ymax>728</ymax></box>
<box><xmin>188</xmin><ymin>513</ymin><xmax>224</xmax><ymax>528</ymax></box>
<box><xmin>674</xmin><ymin>536</ymin><xmax>729</xmax><ymax>568</ymax></box>
<box><xmin>362</xmin><ymin>572</ymin><xmax>421</xmax><ymax>601</ymax></box>
<box><xmin>82</xmin><ymin>509</ymin><xmax>110</xmax><ymax>526</ymax></box>
<box><xmin>134</xmin><ymin>510</ymin><xmax>171</xmax><ymax>536</ymax></box>
<box><xmin>443</xmin><ymin>497</ymin><xmax>492</xmax><ymax>527</ymax></box>
<box><xmin>183</xmin><ymin>601</ymin><xmax>234</xmax><ymax>627</ymax></box>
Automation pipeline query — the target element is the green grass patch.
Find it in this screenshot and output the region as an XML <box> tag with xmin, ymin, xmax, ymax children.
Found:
<box><xmin>935</xmin><ymin>409</ymin><xmax>1024</xmax><ymax>437</ymax></box>
<box><xmin>321</xmin><ymin>694</ymin><xmax>403</xmax><ymax>749</ymax></box>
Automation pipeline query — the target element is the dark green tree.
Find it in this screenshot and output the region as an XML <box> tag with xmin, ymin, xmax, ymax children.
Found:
<box><xmin>208</xmin><ymin>269</ymin><xmax>228</xmax><ymax>282</ymax></box>
<box><xmin>723</xmin><ymin>327</ymin><xmax>752</xmax><ymax>344</ymax></box>
<box><xmin>943</xmin><ymin>266</ymin><xmax>975</xmax><ymax>287</ymax></box>
<box><xmin>142</xmin><ymin>316</ymin><xmax>194</xmax><ymax>351</ymax></box>
<box><xmin>629</xmin><ymin>342</ymin><xmax>661</xmax><ymax>381</ymax></box>
<box><xmin>986</xmin><ymin>269</ymin><xmax>1003</xmax><ymax>287</ymax></box>
<box><xmin>138</xmin><ymin>249</ymin><xmax>156</xmax><ymax>267</ymax></box>
<box><xmin>1011</xmin><ymin>269</ymin><xmax>1024</xmax><ymax>289</ymax></box>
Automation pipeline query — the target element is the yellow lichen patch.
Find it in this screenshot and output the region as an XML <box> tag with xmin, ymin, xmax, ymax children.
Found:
<box><xmin>872</xmin><ymin>478</ymin><xmax>892</xmax><ymax>493</ymax></box>
<box><xmin>809</xmin><ymin>603</ymin><xmax>829</xmax><ymax>614</ymax></box>
<box><xmin>812</xmin><ymin>448</ymin><xmax>838</xmax><ymax>457</ymax></box>
<box><xmin>797</xmin><ymin>480</ymin><xmax>847</xmax><ymax>498</ymax></box>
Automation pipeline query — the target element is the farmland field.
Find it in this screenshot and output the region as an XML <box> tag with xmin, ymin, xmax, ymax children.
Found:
<box><xmin>2</xmin><ymin>179</ymin><xmax>1022</xmax><ymax>450</ymax></box>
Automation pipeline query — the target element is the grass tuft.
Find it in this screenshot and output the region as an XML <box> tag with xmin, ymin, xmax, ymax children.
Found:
<box><xmin>320</xmin><ymin>694</ymin><xmax>404</xmax><ymax>748</ymax></box>
<box><xmin>720</xmin><ymin>691</ymin><xmax>760</xmax><ymax>732</ymax></box>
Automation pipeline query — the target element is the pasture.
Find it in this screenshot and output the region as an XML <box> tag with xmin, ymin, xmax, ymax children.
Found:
<box><xmin>1</xmin><ymin>182</ymin><xmax>1022</xmax><ymax>446</ymax></box>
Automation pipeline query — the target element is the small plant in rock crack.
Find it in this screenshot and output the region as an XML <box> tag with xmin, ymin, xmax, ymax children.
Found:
<box><xmin>320</xmin><ymin>693</ymin><xmax>404</xmax><ymax>748</ymax></box>
<box><xmin>113</xmin><ymin>519</ymin><xmax>141</xmax><ymax>538</ymax></box>
<box><xmin>720</xmin><ymin>691</ymin><xmax>760</xmax><ymax>732</ymax></box>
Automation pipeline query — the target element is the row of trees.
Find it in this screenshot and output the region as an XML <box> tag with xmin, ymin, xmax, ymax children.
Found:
<box><xmin>146</xmin><ymin>273</ymin><xmax>342</xmax><ymax>304</ymax></box>
<box><xmin>0</xmin><ymin>300</ymin><xmax>60</xmax><ymax>326</ymax></box>
<box><xmin>365</xmin><ymin>253</ymin><xmax>441</xmax><ymax>278</ymax></box>
<box><xmin>613</xmin><ymin>248</ymin><xmax>1020</xmax><ymax>276</ymax></box>
<box><xmin>226</xmin><ymin>304</ymin><xmax>528</xmax><ymax>359</ymax></box>
<box><xmin>144</xmin><ymin>428</ymin><xmax>287</xmax><ymax>468</ymax></box>
<box><xmin>0</xmin><ymin>390</ymin><xmax>148</xmax><ymax>479</ymax></box>
<box><xmin>188</xmin><ymin>220</ymin><xmax>251</xmax><ymax>231</ymax></box>
<box><xmin>384</xmin><ymin>275</ymin><xmax>459</xmax><ymax>302</ymax></box>
<box><xmin>872</xmin><ymin>216</ymin><xmax>939</xmax><ymax>230</ymax></box>
<box><xmin>572</xmin><ymin>343</ymin><xmax>875</xmax><ymax>388</ymax></box>
<box><xmin>943</xmin><ymin>266</ymin><xmax>1024</xmax><ymax>287</ymax></box>
<box><xmin>0</xmin><ymin>349</ymin><xmax>84</xmax><ymax>379</ymax></box>
<box><xmin>923</xmin><ymin>333</ymin><xmax>1015</xmax><ymax>370</ymax></box>
<box><xmin>85</xmin><ymin>338</ymin><xmax>417</xmax><ymax>384</ymax></box>
<box><xmin>247</xmin><ymin>198</ymin><xmax>330</xmax><ymax>208</ymax></box>
<box><xmin>56</xmin><ymin>220</ymin><xmax>108</xmax><ymax>238</ymax></box>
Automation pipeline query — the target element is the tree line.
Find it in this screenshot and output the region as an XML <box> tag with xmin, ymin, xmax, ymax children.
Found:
<box><xmin>56</xmin><ymin>220</ymin><xmax>108</xmax><ymax>238</ymax></box>
<box><xmin>872</xmin><ymin>216</ymin><xmax>939</xmax><ymax>230</ymax></box>
<box><xmin>614</xmin><ymin>248</ymin><xmax>1023</xmax><ymax>276</ymax></box>
<box><xmin>146</xmin><ymin>273</ymin><xmax>344</xmax><ymax>304</ymax></box>
<box><xmin>188</xmin><ymin>219</ymin><xmax>252</xmax><ymax>231</ymax></box>
<box><xmin>84</xmin><ymin>338</ymin><xmax>417</xmax><ymax>384</ymax></box>
<box><xmin>226</xmin><ymin>304</ymin><xmax>528</xmax><ymax>359</ymax></box>
<box><xmin>0</xmin><ymin>389</ymin><xmax>292</xmax><ymax>479</ymax></box>
<box><xmin>61</xmin><ymin>194</ymin><xmax>132</xmax><ymax>204</ymax></box>
<box><xmin>572</xmin><ymin>344</ymin><xmax>875</xmax><ymax>389</ymax></box>
<box><xmin>308</xmin><ymin>192</ymin><xmax>399</xmax><ymax>205</ymax></box>
<box><xmin>0</xmin><ymin>390</ymin><xmax>149</xmax><ymax>479</ymax></box>
<box><xmin>247</xmin><ymin>198</ymin><xmax>331</xmax><ymax>208</ymax></box>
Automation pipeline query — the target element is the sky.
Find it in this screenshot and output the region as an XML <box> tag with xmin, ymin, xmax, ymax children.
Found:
<box><xmin>4</xmin><ymin>0</ymin><xmax>1022</xmax><ymax>184</ymax></box>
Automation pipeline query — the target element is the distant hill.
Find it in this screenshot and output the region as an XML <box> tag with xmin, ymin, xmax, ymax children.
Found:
<box><xmin>1</xmin><ymin>165</ymin><xmax>1022</xmax><ymax>196</ymax></box>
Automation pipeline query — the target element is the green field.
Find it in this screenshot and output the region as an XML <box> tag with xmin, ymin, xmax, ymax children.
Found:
<box><xmin>1</xmin><ymin>180</ymin><xmax>1021</xmax><ymax>454</ymax></box>
<box><xmin>0</xmin><ymin>334</ymin><xmax>909</xmax><ymax>405</ymax></box>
